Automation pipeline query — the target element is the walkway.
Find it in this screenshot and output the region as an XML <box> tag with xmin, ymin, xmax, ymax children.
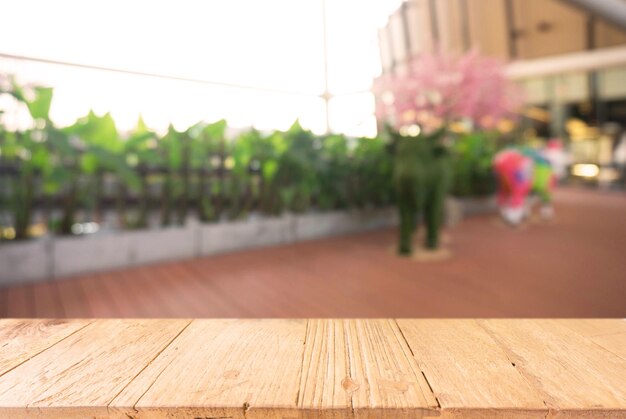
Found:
<box><xmin>1</xmin><ymin>188</ymin><xmax>625</xmax><ymax>317</ymax></box>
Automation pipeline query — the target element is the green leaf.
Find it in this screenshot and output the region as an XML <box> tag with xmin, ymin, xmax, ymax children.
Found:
<box><xmin>31</xmin><ymin>147</ymin><xmax>50</xmax><ymax>170</ymax></box>
<box><xmin>65</xmin><ymin>111</ymin><xmax>121</xmax><ymax>152</ymax></box>
<box><xmin>43</xmin><ymin>166</ymin><xmax>72</xmax><ymax>195</ymax></box>
<box><xmin>8</xmin><ymin>79</ymin><xmax>26</xmax><ymax>102</ymax></box>
<box><xmin>26</xmin><ymin>87</ymin><xmax>53</xmax><ymax>121</ymax></box>
<box><xmin>163</xmin><ymin>125</ymin><xmax>183</xmax><ymax>169</ymax></box>
<box><xmin>203</xmin><ymin>119</ymin><xmax>227</xmax><ymax>139</ymax></box>
<box><xmin>48</xmin><ymin>128</ymin><xmax>77</xmax><ymax>157</ymax></box>
<box><xmin>80</xmin><ymin>153</ymin><xmax>99</xmax><ymax>174</ymax></box>
<box><xmin>135</xmin><ymin>115</ymin><xmax>149</xmax><ymax>134</ymax></box>
<box><xmin>262</xmin><ymin>160</ymin><xmax>278</xmax><ymax>181</ymax></box>
<box><xmin>125</xmin><ymin>132</ymin><xmax>154</xmax><ymax>152</ymax></box>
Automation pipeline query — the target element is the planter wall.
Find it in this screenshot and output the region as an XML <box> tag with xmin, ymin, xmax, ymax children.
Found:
<box><xmin>445</xmin><ymin>195</ymin><xmax>497</xmax><ymax>226</ymax></box>
<box><xmin>1</xmin><ymin>208</ymin><xmax>396</xmax><ymax>286</ymax></box>
<box><xmin>200</xmin><ymin>216</ymin><xmax>297</xmax><ymax>255</ymax></box>
<box><xmin>0</xmin><ymin>197</ymin><xmax>497</xmax><ymax>286</ymax></box>
<box><xmin>0</xmin><ymin>239</ymin><xmax>51</xmax><ymax>284</ymax></box>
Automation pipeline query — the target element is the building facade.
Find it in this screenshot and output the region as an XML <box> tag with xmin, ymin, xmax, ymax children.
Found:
<box><xmin>378</xmin><ymin>0</ymin><xmax>626</xmax><ymax>186</ymax></box>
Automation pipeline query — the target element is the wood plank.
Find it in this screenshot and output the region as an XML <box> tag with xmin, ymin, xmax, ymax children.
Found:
<box><xmin>0</xmin><ymin>319</ymin><xmax>90</xmax><ymax>376</ymax></box>
<box><xmin>130</xmin><ymin>266</ymin><xmax>187</xmax><ymax>317</ymax></box>
<box><xmin>298</xmin><ymin>319</ymin><xmax>351</xmax><ymax>417</ymax></box>
<box><xmin>32</xmin><ymin>281</ymin><xmax>65</xmax><ymax>317</ymax></box>
<box><xmin>78</xmin><ymin>274</ymin><xmax>120</xmax><ymax>317</ymax></box>
<box><xmin>105</xmin><ymin>268</ymin><xmax>167</xmax><ymax>317</ymax></box>
<box><xmin>0</xmin><ymin>287</ymin><xmax>7</xmax><ymax>317</ymax></box>
<box><xmin>115</xmin><ymin>265</ymin><xmax>200</xmax><ymax>318</ymax></box>
<box><xmin>0</xmin><ymin>319</ymin><xmax>624</xmax><ymax>417</ymax></box>
<box><xmin>171</xmin><ymin>262</ymin><xmax>252</xmax><ymax>317</ymax></box>
<box><xmin>466</xmin><ymin>0</ymin><xmax>509</xmax><ymax>59</ymax></box>
<box><xmin>396</xmin><ymin>319</ymin><xmax>547</xmax><ymax>418</ymax></box>
<box><xmin>183</xmin><ymin>259</ymin><xmax>296</xmax><ymax>317</ymax></box>
<box><xmin>346</xmin><ymin>319</ymin><xmax>438</xmax><ymax>418</ymax></box>
<box><xmin>513</xmin><ymin>0</ymin><xmax>586</xmax><ymax>59</ymax></box>
<box><xmin>111</xmin><ymin>319</ymin><xmax>307</xmax><ymax>419</ymax></box>
<box><xmin>557</xmin><ymin>319</ymin><xmax>626</xmax><ymax>360</ymax></box>
<box><xmin>299</xmin><ymin>319</ymin><xmax>439</xmax><ymax>418</ymax></box>
<box><xmin>590</xmin><ymin>332</ymin><xmax>626</xmax><ymax>360</ymax></box>
<box><xmin>5</xmin><ymin>285</ymin><xmax>34</xmax><ymax>318</ymax></box>
<box><xmin>0</xmin><ymin>319</ymin><xmax>190</xmax><ymax>418</ymax></box>
<box><xmin>96</xmin><ymin>269</ymin><xmax>154</xmax><ymax>318</ymax></box>
<box><xmin>557</xmin><ymin>318</ymin><xmax>626</xmax><ymax>337</ymax></box>
<box><xmin>55</xmin><ymin>278</ymin><xmax>92</xmax><ymax>317</ymax></box>
<box><xmin>153</xmin><ymin>263</ymin><xmax>230</xmax><ymax>317</ymax></box>
<box><xmin>479</xmin><ymin>319</ymin><xmax>626</xmax><ymax>417</ymax></box>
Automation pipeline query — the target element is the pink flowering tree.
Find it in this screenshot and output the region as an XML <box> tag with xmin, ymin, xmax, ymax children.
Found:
<box><xmin>373</xmin><ymin>50</ymin><xmax>524</xmax><ymax>132</ymax></box>
<box><xmin>377</xmin><ymin>50</ymin><xmax>524</xmax><ymax>257</ymax></box>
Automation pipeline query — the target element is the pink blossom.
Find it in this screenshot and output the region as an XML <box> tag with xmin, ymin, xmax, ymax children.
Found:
<box><xmin>373</xmin><ymin>50</ymin><xmax>524</xmax><ymax>130</ymax></box>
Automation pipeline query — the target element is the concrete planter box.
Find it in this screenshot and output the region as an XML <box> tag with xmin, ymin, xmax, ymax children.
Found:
<box><xmin>200</xmin><ymin>215</ymin><xmax>297</xmax><ymax>256</ymax></box>
<box><xmin>52</xmin><ymin>233</ymin><xmax>133</xmax><ymax>279</ymax></box>
<box><xmin>0</xmin><ymin>198</ymin><xmax>496</xmax><ymax>286</ymax></box>
<box><xmin>458</xmin><ymin>196</ymin><xmax>497</xmax><ymax>216</ymax></box>
<box><xmin>445</xmin><ymin>196</ymin><xmax>497</xmax><ymax>226</ymax></box>
<box><xmin>130</xmin><ymin>226</ymin><xmax>198</xmax><ymax>265</ymax></box>
<box><xmin>0</xmin><ymin>208</ymin><xmax>396</xmax><ymax>285</ymax></box>
<box><xmin>0</xmin><ymin>239</ymin><xmax>51</xmax><ymax>286</ymax></box>
<box><xmin>296</xmin><ymin>208</ymin><xmax>397</xmax><ymax>240</ymax></box>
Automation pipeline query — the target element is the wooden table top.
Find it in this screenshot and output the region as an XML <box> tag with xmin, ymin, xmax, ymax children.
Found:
<box><xmin>0</xmin><ymin>319</ymin><xmax>624</xmax><ymax>418</ymax></box>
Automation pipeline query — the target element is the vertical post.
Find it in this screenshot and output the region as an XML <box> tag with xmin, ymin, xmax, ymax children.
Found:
<box><xmin>504</xmin><ymin>0</ymin><xmax>518</xmax><ymax>59</ymax></box>
<box><xmin>586</xmin><ymin>15</ymin><xmax>603</xmax><ymax>127</ymax></box>
<box><xmin>459</xmin><ymin>0</ymin><xmax>471</xmax><ymax>51</ymax></box>
<box><xmin>378</xmin><ymin>28</ymin><xmax>388</xmax><ymax>73</ymax></box>
<box><xmin>429</xmin><ymin>0</ymin><xmax>440</xmax><ymax>45</ymax></box>
<box><xmin>401</xmin><ymin>1</ymin><xmax>412</xmax><ymax>57</ymax></box>
<box><xmin>321</xmin><ymin>0</ymin><xmax>332</xmax><ymax>134</ymax></box>
<box><xmin>387</xmin><ymin>25</ymin><xmax>397</xmax><ymax>72</ymax></box>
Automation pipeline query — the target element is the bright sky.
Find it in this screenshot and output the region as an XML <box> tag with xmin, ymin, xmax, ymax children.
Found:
<box><xmin>0</xmin><ymin>0</ymin><xmax>402</xmax><ymax>136</ymax></box>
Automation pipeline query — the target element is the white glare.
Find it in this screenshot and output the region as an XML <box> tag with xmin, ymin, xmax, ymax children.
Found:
<box><xmin>0</xmin><ymin>0</ymin><xmax>401</xmax><ymax>137</ymax></box>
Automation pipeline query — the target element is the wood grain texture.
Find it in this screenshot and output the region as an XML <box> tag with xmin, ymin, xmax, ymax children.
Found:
<box><xmin>397</xmin><ymin>319</ymin><xmax>547</xmax><ymax>418</ymax></box>
<box><xmin>345</xmin><ymin>319</ymin><xmax>438</xmax><ymax>418</ymax></box>
<box><xmin>557</xmin><ymin>319</ymin><xmax>626</xmax><ymax>338</ymax></box>
<box><xmin>478</xmin><ymin>319</ymin><xmax>626</xmax><ymax>418</ymax></box>
<box><xmin>0</xmin><ymin>319</ymin><xmax>625</xmax><ymax>418</ymax></box>
<box><xmin>299</xmin><ymin>319</ymin><xmax>438</xmax><ymax>419</ymax></box>
<box><xmin>112</xmin><ymin>319</ymin><xmax>307</xmax><ymax>419</ymax></box>
<box><xmin>0</xmin><ymin>319</ymin><xmax>90</xmax><ymax>376</ymax></box>
<box><xmin>298</xmin><ymin>319</ymin><xmax>351</xmax><ymax>418</ymax></box>
<box><xmin>557</xmin><ymin>319</ymin><xmax>626</xmax><ymax>360</ymax></box>
<box><xmin>590</xmin><ymin>332</ymin><xmax>626</xmax><ymax>360</ymax></box>
<box><xmin>0</xmin><ymin>319</ymin><xmax>190</xmax><ymax>418</ymax></box>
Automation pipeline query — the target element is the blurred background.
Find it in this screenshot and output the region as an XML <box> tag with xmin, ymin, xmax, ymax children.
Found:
<box><xmin>0</xmin><ymin>0</ymin><xmax>625</xmax><ymax>318</ymax></box>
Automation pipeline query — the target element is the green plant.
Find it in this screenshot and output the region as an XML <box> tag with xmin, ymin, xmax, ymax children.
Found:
<box><xmin>229</xmin><ymin>127</ymin><xmax>274</xmax><ymax>219</ymax></box>
<box><xmin>391</xmin><ymin>127</ymin><xmax>452</xmax><ymax>255</ymax></box>
<box><xmin>122</xmin><ymin>117</ymin><xmax>160</xmax><ymax>228</ymax></box>
<box><xmin>159</xmin><ymin>125</ymin><xmax>183</xmax><ymax>226</ymax></box>
<box><xmin>1</xmin><ymin>77</ymin><xmax>509</xmax><ymax>243</ymax></box>
<box><xmin>0</xmin><ymin>81</ymin><xmax>56</xmax><ymax>239</ymax></box>
<box><xmin>316</xmin><ymin>134</ymin><xmax>351</xmax><ymax>210</ymax></box>
<box><xmin>188</xmin><ymin>120</ymin><xmax>226</xmax><ymax>222</ymax></box>
<box><xmin>352</xmin><ymin>136</ymin><xmax>393</xmax><ymax>208</ymax></box>
<box><xmin>451</xmin><ymin>132</ymin><xmax>498</xmax><ymax>198</ymax></box>
<box><xmin>266</xmin><ymin>121</ymin><xmax>319</xmax><ymax>214</ymax></box>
